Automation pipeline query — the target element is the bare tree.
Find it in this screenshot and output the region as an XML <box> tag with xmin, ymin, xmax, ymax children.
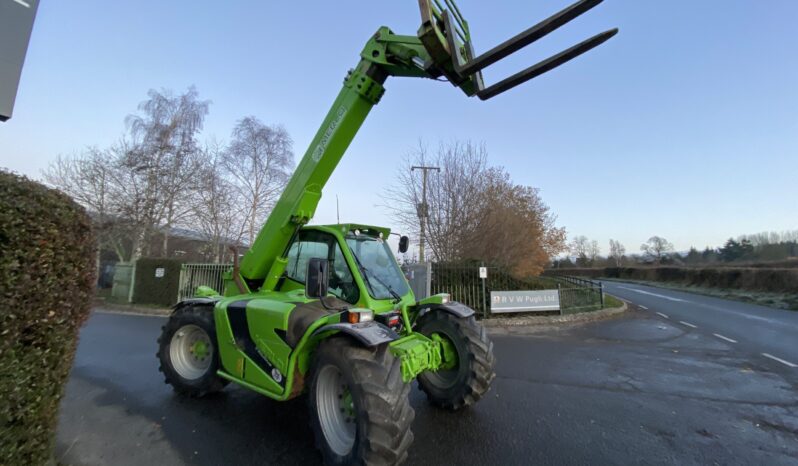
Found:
<box><xmin>641</xmin><ymin>236</ymin><xmax>674</xmax><ymax>264</ymax></box>
<box><xmin>587</xmin><ymin>240</ymin><xmax>601</xmax><ymax>264</ymax></box>
<box><xmin>189</xmin><ymin>142</ymin><xmax>247</xmax><ymax>262</ymax></box>
<box><xmin>43</xmin><ymin>148</ymin><xmax>116</xmax><ymax>264</ymax></box>
<box><xmin>569</xmin><ymin>235</ymin><xmax>589</xmax><ymax>265</ymax></box>
<box><xmin>45</xmin><ymin>87</ymin><xmax>210</xmax><ymax>262</ymax></box>
<box><xmin>568</xmin><ymin>236</ymin><xmax>600</xmax><ymax>266</ymax></box>
<box><xmin>608</xmin><ymin>239</ymin><xmax>626</xmax><ymax>266</ymax></box>
<box><xmin>124</xmin><ymin>87</ymin><xmax>209</xmax><ymax>257</ymax></box>
<box><xmin>390</xmin><ymin>141</ymin><xmax>490</xmax><ymax>262</ymax></box>
<box><xmin>388</xmin><ymin>140</ymin><xmax>565</xmax><ymax>276</ymax></box>
<box><xmin>223</xmin><ymin>117</ymin><xmax>294</xmax><ymax>246</ymax></box>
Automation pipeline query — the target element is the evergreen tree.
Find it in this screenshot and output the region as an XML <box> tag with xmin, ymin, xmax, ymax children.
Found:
<box><xmin>685</xmin><ymin>247</ymin><xmax>701</xmax><ymax>264</ymax></box>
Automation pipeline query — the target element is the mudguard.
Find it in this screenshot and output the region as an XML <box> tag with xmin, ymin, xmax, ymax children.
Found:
<box><xmin>172</xmin><ymin>297</ymin><xmax>219</xmax><ymax>310</ymax></box>
<box><xmin>312</xmin><ymin>320</ymin><xmax>399</xmax><ymax>347</ymax></box>
<box><xmin>417</xmin><ymin>301</ymin><xmax>475</xmax><ymax>320</ymax></box>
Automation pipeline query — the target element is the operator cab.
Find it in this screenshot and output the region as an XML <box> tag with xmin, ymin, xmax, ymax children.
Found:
<box><xmin>279</xmin><ymin>224</ymin><xmax>411</xmax><ymax>309</ymax></box>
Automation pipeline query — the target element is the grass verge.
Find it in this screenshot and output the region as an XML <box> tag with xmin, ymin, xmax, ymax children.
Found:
<box><xmin>604</xmin><ymin>294</ymin><xmax>623</xmax><ymax>309</ymax></box>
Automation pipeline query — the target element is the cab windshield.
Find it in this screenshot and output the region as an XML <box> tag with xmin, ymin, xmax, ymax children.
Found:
<box><xmin>345</xmin><ymin>234</ymin><xmax>409</xmax><ymax>300</ymax></box>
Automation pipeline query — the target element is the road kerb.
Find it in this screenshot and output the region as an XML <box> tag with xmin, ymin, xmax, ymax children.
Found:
<box><xmin>482</xmin><ymin>302</ymin><xmax>628</xmax><ymax>331</ymax></box>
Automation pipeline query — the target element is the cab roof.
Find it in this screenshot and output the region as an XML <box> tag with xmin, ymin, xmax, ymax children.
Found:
<box><xmin>306</xmin><ymin>223</ymin><xmax>391</xmax><ymax>239</ymax></box>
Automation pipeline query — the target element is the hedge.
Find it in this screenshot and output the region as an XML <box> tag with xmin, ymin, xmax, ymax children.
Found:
<box><xmin>132</xmin><ymin>257</ymin><xmax>183</xmax><ymax>306</ymax></box>
<box><xmin>0</xmin><ymin>171</ymin><xmax>96</xmax><ymax>465</ymax></box>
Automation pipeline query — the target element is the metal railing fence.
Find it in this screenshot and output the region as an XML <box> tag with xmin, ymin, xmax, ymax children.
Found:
<box><xmin>178</xmin><ymin>263</ymin><xmax>231</xmax><ymax>301</ymax></box>
<box><xmin>175</xmin><ymin>262</ymin><xmax>605</xmax><ymax>316</ymax></box>
<box><xmin>430</xmin><ymin>263</ymin><xmax>563</xmax><ymax>316</ymax></box>
<box><xmin>550</xmin><ymin>275</ymin><xmax>605</xmax><ymax>313</ymax></box>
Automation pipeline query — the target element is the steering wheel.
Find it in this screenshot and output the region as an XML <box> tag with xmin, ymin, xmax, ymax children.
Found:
<box><xmin>329</xmin><ymin>269</ymin><xmax>357</xmax><ymax>304</ymax></box>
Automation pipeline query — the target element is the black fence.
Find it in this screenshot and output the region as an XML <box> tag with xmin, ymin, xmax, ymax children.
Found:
<box><xmin>546</xmin><ymin>274</ymin><xmax>605</xmax><ymax>314</ymax></box>
<box><xmin>430</xmin><ymin>265</ymin><xmax>604</xmax><ymax>316</ymax></box>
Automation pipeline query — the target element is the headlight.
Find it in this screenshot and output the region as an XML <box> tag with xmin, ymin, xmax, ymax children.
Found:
<box><xmin>440</xmin><ymin>294</ymin><xmax>450</xmax><ymax>304</ymax></box>
<box><xmin>347</xmin><ymin>309</ymin><xmax>374</xmax><ymax>323</ymax></box>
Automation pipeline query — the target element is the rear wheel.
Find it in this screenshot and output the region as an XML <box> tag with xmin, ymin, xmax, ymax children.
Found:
<box><xmin>157</xmin><ymin>304</ymin><xmax>228</xmax><ymax>397</ymax></box>
<box><xmin>415</xmin><ymin>312</ymin><xmax>495</xmax><ymax>410</ymax></box>
<box><xmin>309</xmin><ymin>337</ymin><xmax>414</xmax><ymax>465</ymax></box>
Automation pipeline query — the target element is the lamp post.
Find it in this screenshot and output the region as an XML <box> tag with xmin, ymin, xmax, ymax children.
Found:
<box><xmin>411</xmin><ymin>165</ymin><xmax>439</xmax><ymax>263</ymax></box>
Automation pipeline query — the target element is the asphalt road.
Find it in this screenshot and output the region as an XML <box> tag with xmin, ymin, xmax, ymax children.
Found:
<box><xmin>57</xmin><ymin>302</ymin><xmax>798</xmax><ymax>465</ymax></box>
<box><xmin>602</xmin><ymin>280</ymin><xmax>798</xmax><ymax>372</ymax></box>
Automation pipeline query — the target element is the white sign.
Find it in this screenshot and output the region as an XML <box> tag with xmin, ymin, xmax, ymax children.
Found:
<box><xmin>490</xmin><ymin>290</ymin><xmax>560</xmax><ymax>313</ymax></box>
<box><xmin>479</xmin><ymin>267</ymin><xmax>487</xmax><ymax>279</ymax></box>
<box><xmin>154</xmin><ymin>267</ymin><xmax>165</xmax><ymax>278</ymax></box>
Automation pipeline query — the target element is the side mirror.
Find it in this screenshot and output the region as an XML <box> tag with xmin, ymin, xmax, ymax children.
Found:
<box><xmin>398</xmin><ymin>236</ymin><xmax>409</xmax><ymax>254</ymax></box>
<box><xmin>306</xmin><ymin>258</ymin><xmax>329</xmax><ymax>299</ymax></box>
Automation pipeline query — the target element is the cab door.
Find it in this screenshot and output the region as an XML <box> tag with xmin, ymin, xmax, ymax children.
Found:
<box><xmin>280</xmin><ymin>230</ymin><xmax>360</xmax><ymax>306</ymax></box>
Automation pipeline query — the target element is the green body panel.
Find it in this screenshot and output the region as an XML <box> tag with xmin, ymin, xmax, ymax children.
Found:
<box><xmin>212</xmin><ymin>290</ymin><xmax>346</xmax><ymax>400</ymax></box>
<box><xmin>195</xmin><ymin>285</ymin><xmax>221</xmax><ymax>298</ymax></box>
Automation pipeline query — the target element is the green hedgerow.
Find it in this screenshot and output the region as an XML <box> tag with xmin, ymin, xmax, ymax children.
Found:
<box><xmin>0</xmin><ymin>170</ymin><xmax>96</xmax><ymax>465</ymax></box>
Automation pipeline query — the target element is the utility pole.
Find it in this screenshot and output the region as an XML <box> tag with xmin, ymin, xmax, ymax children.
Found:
<box><xmin>411</xmin><ymin>165</ymin><xmax>440</xmax><ymax>263</ymax></box>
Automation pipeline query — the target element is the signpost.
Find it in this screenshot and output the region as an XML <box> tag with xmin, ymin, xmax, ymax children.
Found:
<box><xmin>479</xmin><ymin>265</ymin><xmax>487</xmax><ymax>318</ymax></box>
<box><xmin>490</xmin><ymin>290</ymin><xmax>560</xmax><ymax>313</ymax></box>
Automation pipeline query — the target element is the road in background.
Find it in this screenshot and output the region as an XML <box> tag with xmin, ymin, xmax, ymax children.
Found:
<box><xmin>56</xmin><ymin>310</ymin><xmax>798</xmax><ymax>465</ymax></box>
<box><xmin>602</xmin><ymin>280</ymin><xmax>798</xmax><ymax>372</ymax></box>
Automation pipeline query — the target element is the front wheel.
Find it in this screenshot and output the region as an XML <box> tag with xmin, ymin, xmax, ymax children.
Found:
<box><xmin>157</xmin><ymin>304</ymin><xmax>228</xmax><ymax>397</ymax></box>
<box><xmin>309</xmin><ymin>337</ymin><xmax>414</xmax><ymax>465</ymax></box>
<box><xmin>415</xmin><ymin>312</ymin><xmax>496</xmax><ymax>410</ymax></box>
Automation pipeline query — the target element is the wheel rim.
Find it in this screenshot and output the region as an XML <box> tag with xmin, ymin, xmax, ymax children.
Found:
<box><xmin>424</xmin><ymin>331</ymin><xmax>461</xmax><ymax>388</ymax></box>
<box><xmin>316</xmin><ymin>364</ymin><xmax>356</xmax><ymax>456</ymax></box>
<box><xmin>169</xmin><ymin>324</ymin><xmax>213</xmax><ymax>380</ymax></box>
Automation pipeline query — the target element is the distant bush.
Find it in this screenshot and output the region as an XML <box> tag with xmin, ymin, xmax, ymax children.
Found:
<box><xmin>0</xmin><ymin>171</ymin><xmax>95</xmax><ymax>465</ymax></box>
<box><xmin>550</xmin><ymin>267</ymin><xmax>798</xmax><ymax>293</ymax></box>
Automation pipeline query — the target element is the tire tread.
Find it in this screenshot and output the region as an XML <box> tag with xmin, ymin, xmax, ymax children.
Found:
<box><xmin>310</xmin><ymin>338</ymin><xmax>414</xmax><ymax>465</ymax></box>
<box><xmin>416</xmin><ymin>312</ymin><xmax>496</xmax><ymax>410</ymax></box>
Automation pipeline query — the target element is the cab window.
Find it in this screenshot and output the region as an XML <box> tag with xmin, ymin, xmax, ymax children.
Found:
<box><xmin>285</xmin><ymin>230</ymin><xmax>359</xmax><ymax>304</ymax></box>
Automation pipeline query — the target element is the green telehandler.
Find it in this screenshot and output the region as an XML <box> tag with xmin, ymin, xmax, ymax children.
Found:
<box><xmin>157</xmin><ymin>1</ymin><xmax>616</xmax><ymax>463</ymax></box>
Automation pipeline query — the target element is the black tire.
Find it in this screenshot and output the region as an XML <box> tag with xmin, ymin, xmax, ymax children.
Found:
<box><xmin>415</xmin><ymin>312</ymin><xmax>495</xmax><ymax>410</ymax></box>
<box><xmin>157</xmin><ymin>304</ymin><xmax>228</xmax><ymax>397</ymax></box>
<box><xmin>309</xmin><ymin>337</ymin><xmax>414</xmax><ymax>465</ymax></box>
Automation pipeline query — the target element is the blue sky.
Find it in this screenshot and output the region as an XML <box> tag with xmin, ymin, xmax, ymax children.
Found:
<box><xmin>1</xmin><ymin>1</ymin><xmax>796</xmax><ymax>255</ymax></box>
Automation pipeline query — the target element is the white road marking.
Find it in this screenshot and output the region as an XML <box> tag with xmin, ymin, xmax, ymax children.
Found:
<box><xmin>13</xmin><ymin>0</ymin><xmax>32</xmax><ymax>7</ymax></box>
<box><xmin>713</xmin><ymin>333</ymin><xmax>737</xmax><ymax>344</ymax></box>
<box><xmin>679</xmin><ymin>321</ymin><xmax>697</xmax><ymax>328</ymax></box>
<box><xmin>639</xmin><ymin>305</ymin><xmax>648</xmax><ymax>310</ymax></box>
<box><xmin>617</xmin><ymin>286</ymin><xmax>687</xmax><ymax>302</ymax></box>
<box><xmin>762</xmin><ymin>353</ymin><xmax>797</xmax><ymax>368</ymax></box>
<box><xmin>655</xmin><ymin>312</ymin><xmax>669</xmax><ymax>319</ymax></box>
